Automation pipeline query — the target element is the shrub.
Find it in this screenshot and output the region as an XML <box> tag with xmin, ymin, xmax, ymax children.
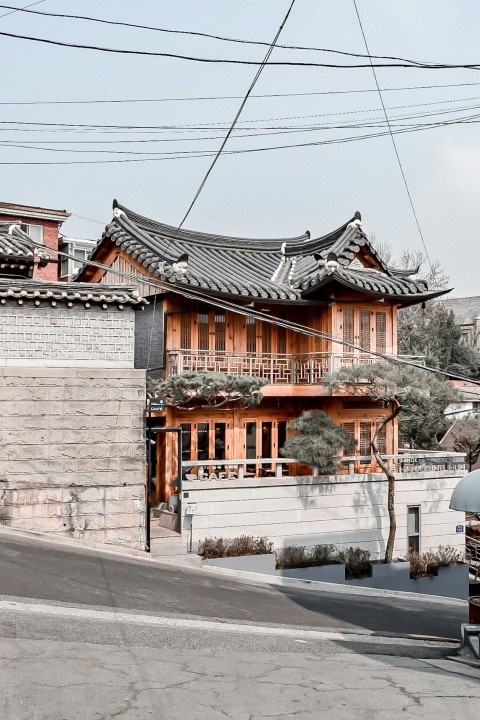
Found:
<box><xmin>337</xmin><ymin>547</ymin><xmax>371</xmax><ymax>579</ymax></box>
<box><xmin>276</xmin><ymin>545</ymin><xmax>309</xmax><ymax>569</ymax></box>
<box><xmin>408</xmin><ymin>546</ymin><xmax>464</xmax><ymax>578</ymax></box>
<box><xmin>275</xmin><ymin>544</ymin><xmax>339</xmax><ymax>570</ymax></box>
<box><xmin>198</xmin><ymin>535</ymin><xmax>273</xmax><ymax>559</ymax></box>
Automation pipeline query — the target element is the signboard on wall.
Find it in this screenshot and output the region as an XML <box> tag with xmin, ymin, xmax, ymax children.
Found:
<box><xmin>148</xmin><ymin>397</ymin><xmax>164</xmax><ymax>412</ymax></box>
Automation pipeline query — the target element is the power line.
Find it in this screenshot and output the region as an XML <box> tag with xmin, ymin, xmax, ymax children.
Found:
<box><xmin>0</xmin><ymin>0</ymin><xmax>45</xmax><ymax>20</ymax></box>
<box><xmin>352</xmin><ymin>0</ymin><xmax>435</xmax><ymax>278</ymax></box>
<box><xmin>1</xmin><ymin>28</ymin><xmax>480</xmax><ymax>69</ymax></box>
<box><xmin>177</xmin><ymin>0</ymin><xmax>297</xmax><ymax>230</ymax></box>
<box><xmin>1</xmin><ymin>113</ymin><xmax>478</xmax><ymax>165</ymax></box>
<box><xmin>2</xmin><ymin>106</ymin><xmax>480</xmax><ymax>155</ymax></box>
<box><xmin>0</xmin><ymin>3</ymin><xmax>469</xmax><ymax>68</ymax></box>
<box><xmin>2</xmin><ymin>81</ymin><xmax>480</xmax><ymax>105</ymax></box>
<box><xmin>2</xmin><ymin>99</ymin><xmax>478</xmax><ymax>136</ymax></box>
<box><xmin>20</xmin><ymin>233</ymin><xmax>480</xmax><ymax>387</ymax></box>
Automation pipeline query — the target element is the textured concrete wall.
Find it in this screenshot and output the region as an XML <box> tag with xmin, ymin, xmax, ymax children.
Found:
<box><xmin>182</xmin><ymin>471</ymin><xmax>466</xmax><ymax>560</ymax></box>
<box><xmin>0</xmin><ymin>367</ymin><xmax>146</xmax><ymax>549</ymax></box>
<box><xmin>0</xmin><ymin>305</ymin><xmax>134</xmax><ymax>365</ymax></box>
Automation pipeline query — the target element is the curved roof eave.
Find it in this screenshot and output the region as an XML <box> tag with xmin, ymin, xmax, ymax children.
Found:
<box><xmin>300</xmin><ymin>273</ymin><xmax>453</xmax><ymax>306</ymax></box>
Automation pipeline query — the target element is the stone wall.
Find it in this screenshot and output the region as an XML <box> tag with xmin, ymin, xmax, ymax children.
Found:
<box><xmin>0</xmin><ymin>305</ymin><xmax>134</xmax><ymax>365</ymax></box>
<box><xmin>182</xmin><ymin>471</ymin><xmax>466</xmax><ymax>560</ymax></box>
<box><xmin>0</xmin><ymin>366</ymin><xmax>146</xmax><ymax>549</ymax></box>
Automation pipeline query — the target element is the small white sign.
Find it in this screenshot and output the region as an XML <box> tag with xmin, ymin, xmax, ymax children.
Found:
<box><xmin>185</xmin><ymin>504</ymin><xmax>197</xmax><ymax>516</ymax></box>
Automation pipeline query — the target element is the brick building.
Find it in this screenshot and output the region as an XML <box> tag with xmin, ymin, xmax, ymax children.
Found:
<box><xmin>0</xmin><ymin>201</ymin><xmax>70</xmax><ymax>281</ymax></box>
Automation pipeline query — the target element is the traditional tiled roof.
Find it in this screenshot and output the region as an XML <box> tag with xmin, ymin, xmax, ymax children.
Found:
<box><xmin>0</xmin><ymin>222</ymin><xmax>51</xmax><ymax>277</ymax></box>
<box><xmin>76</xmin><ymin>201</ymin><xmax>451</xmax><ymax>306</ymax></box>
<box><xmin>0</xmin><ymin>222</ymin><xmax>50</xmax><ymax>260</ymax></box>
<box><xmin>441</xmin><ymin>296</ymin><xmax>480</xmax><ymax>325</ymax></box>
<box><xmin>0</xmin><ymin>278</ymin><xmax>146</xmax><ymax>309</ymax></box>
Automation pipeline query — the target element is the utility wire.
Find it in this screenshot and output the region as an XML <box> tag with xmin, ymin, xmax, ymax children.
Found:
<box><xmin>2</xmin><ymin>81</ymin><xmax>480</xmax><ymax>105</ymax></box>
<box><xmin>1</xmin><ymin>113</ymin><xmax>479</xmax><ymax>165</ymax></box>
<box><xmin>3</xmin><ymin>107</ymin><xmax>480</xmax><ymax>155</ymax></box>
<box><xmin>0</xmin><ymin>0</ymin><xmax>44</xmax><ymax>20</ymax></box>
<box><xmin>177</xmin><ymin>0</ymin><xmax>296</xmax><ymax>230</ymax></box>
<box><xmin>2</xmin><ymin>99</ymin><xmax>479</xmax><ymax>132</ymax></box>
<box><xmin>352</xmin><ymin>0</ymin><xmax>435</xmax><ymax>277</ymax></box>
<box><xmin>21</xmin><ymin>233</ymin><xmax>480</xmax><ymax>387</ymax></box>
<box><xmin>0</xmin><ymin>3</ymin><xmax>468</xmax><ymax>67</ymax></box>
<box><xmin>1</xmin><ymin>28</ymin><xmax>480</xmax><ymax>69</ymax></box>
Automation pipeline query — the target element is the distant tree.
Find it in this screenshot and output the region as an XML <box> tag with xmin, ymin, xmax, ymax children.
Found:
<box><xmin>280</xmin><ymin>411</ymin><xmax>356</xmax><ymax>476</ymax></box>
<box><xmin>148</xmin><ymin>371</ymin><xmax>267</xmax><ymax>410</ymax></box>
<box><xmin>369</xmin><ymin>236</ymin><xmax>480</xmax><ymax>379</ymax></box>
<box><xmin>451</xmin><ymin>416</ymin><xmax>480</xmax><ymax>472</ymax></box>
<box><xmin>325</xmin><ymin>363</ymin><xmax>459</xmax><ymax>563</ymax></box>
<box><xmin>398</xmin><ymin>304</ymin><xmax>480</xmax><ymax>380</ymax></box>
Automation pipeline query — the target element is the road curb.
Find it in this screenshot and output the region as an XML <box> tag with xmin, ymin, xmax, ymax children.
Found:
<box><xmin>200</xmin><ymin>563</ymin><xmax>468</xmax><ymax>606</ymax></box>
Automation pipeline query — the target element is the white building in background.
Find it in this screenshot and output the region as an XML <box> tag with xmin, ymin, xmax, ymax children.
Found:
<box><xmin>441</xmin><ymin>296</ymin><xmax>480</xmax><ymax>349</ymax></box>
<box><xmin>59</xmin><ymin>236</ymin><xmax>96</xmax><ymax>280</ymax></box>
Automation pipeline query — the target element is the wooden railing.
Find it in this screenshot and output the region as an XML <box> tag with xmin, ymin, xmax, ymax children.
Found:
<box><xmin>182</xmin><ymin>451</ymin><xmax>465</xmax><ymax>482</ymax></box>
<box><xmin>166</xmin><ymin>350</ymin><xmax>425</xmax><ymax>384</ymax></box>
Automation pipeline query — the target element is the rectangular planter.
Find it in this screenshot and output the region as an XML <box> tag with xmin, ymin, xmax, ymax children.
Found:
<box><xmin>202</xmin><ymin>553</ymin><xmax>276</xmax><ymax>574</ymax></box>
<box><xmin>276</xmin><ymin>564</ymin><xmax>346</xmax><ymax>583</ymax></box>
<box><xmin>346</xmin><ymin>562</ymin><xmax>468</xmax><ymax>600</ymax></box>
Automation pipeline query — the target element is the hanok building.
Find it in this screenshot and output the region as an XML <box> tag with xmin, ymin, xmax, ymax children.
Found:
<box><xmin>77</xmin><ymin>201</ymin><xmax>465</xmax><ymax>557</ymax></box>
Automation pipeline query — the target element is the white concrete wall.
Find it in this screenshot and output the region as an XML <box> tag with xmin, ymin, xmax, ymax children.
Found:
<box><xmin>182</xmin><ymin>471</ymin><xmax>466</xmax><ymax>560</ymax></box>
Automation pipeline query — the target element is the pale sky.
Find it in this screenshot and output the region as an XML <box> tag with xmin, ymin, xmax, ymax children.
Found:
<box><xmin>1</xmin><ymin>0</ymin><xmax>479</xmax><ymax>296</ymax></box>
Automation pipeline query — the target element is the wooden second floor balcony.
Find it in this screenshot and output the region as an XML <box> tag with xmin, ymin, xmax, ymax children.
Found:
<box><xmin>166</xmin><ymin>349</ymin><xmax>425</xmax><ymax>384</ymax></box>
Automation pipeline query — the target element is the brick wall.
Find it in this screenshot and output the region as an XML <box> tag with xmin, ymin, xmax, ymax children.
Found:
<box><xmin>0</xmin><ymin>213</ymin><xmax>60</xmax><ymax>281</ymax></box>
<box><xmin>0</xmin><ymin>305</ymin><xmax>134</xmax><ymax>365</ymax></box>
<box><xmin>0</xmin><ymin>367</ymin><xmax>146</xmax><ymax>548</ymax></box>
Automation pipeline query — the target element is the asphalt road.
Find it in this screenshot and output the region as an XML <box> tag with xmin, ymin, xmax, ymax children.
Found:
<box><xmin>0</xmin><ymin>533</ymin><xmax>468</xmax><ymax>639</ymax></box>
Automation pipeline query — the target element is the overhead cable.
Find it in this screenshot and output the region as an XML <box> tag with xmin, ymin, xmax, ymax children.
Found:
<box><xmin>177</xmin><ymin>0</ymin><xmax>297</xmax><ymax>229</ymax></box>
<box><xmin>1</xmin><ymin>28</ymin><xmax>480</xmax><ymax>69</ymax></box>
<box><xmin>2</xmin><ymin>81</ymin><xmax>480</xmax><ymax>105</ymax></box>
<box><xmin>0</xmin><ymin>3</ymin><xmax>470</xmax><ymax>67</ymax></box>
<box><xmin>352</xmin><ymin>0</ymin><xmax>435</xmax><ymax>278</ymax></box>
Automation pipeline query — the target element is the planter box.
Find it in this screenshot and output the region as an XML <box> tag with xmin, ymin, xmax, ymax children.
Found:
<box><xmin>346</xmin><ymin>562</ymin><xmax>468</xmax><ymax>600</ymax></box>
<box><xmin>202</xmin><ymin>553</ymin><xmax>276</xmax><ymax>574</ymax></box>
<box><xmin>348</xmin><ymin>562</ymin><xmax>411</xmax><ymax>592</ymax></box>
<box><xmin>276</xmin><ymin>564</ymin><xmax>346</xmax><ymax>583</ymax></box>
<box><xmin>408</xmin><ymin>564</ymin><xmax>469</xmax><ymax>601</ymax></box>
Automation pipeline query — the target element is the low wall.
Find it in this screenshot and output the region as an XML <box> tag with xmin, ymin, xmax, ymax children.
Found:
<box><xmin>183</xmin><ymin>471</ymin><xmax>466</xmax><ymax>561</ymax></box>
<box><xmin>0</xmin><ymin>367</ymin><xmax>146</xmax><ymax>549</ymax></box>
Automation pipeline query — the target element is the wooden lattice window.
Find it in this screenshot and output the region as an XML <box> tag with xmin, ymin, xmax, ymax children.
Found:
<box><xmin>359</xmin><ymin>310</ymin><xmax>371</xmax><ymax>352</ymax></box>
<box><xmin>215</xmin><ymin>312</ymin><xmax>226</xmax><ymax>352</ymax></box>
<box><xmin>246</xmin><ymin>317</ymin><xmax>256</xmax><ymax>353</ymax></box>
<box><xmin>198</xmin><ymin>313</ymin><xmax>209</xmax><ymax>351</ymax></box>
<box><xmin>343</xmin><ymin>308</ymin><xmax>354</xmax><ymax>346</ymax></box>
<box><xmin>341</xmin><ymin>422</ymin><xmax>356</xmax><ymax>453</ymax></box>
<box><xmin>359</xmin><ymin>421</ymin><xmax>372</xmax><ymax>456</ymax></box>
<box><xmin>376</xmin><ymin>422</ymin><xmax>387</xmax><ymax>455</ymax></box>
<box><xmin>180</xmin><ymin>312</ymin><xmax>191</xmax><ymax>350</ymax></box>
<box><xmin>376</xmin><ymin>311</ymin><xmax>387</xmax><ymax>354</ymax></box>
